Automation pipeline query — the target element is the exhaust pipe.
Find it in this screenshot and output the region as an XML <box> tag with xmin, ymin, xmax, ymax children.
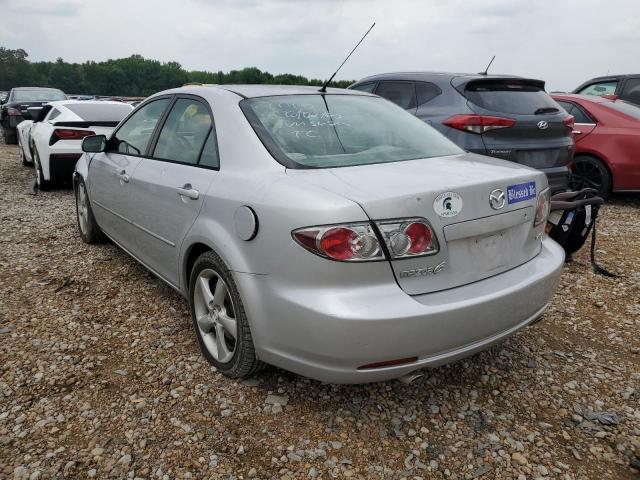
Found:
<box><xmin>398</xmin><ymin>372</ymin><xmax>423</xmax><ymax>384</ymax></box>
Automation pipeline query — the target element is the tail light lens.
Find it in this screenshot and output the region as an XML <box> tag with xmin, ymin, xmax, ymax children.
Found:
<box><xmin>7</xmin><ymin>107</ymin><xmax>22</xmax><ymax>116</ymax></box>
<box><xmin>50</xmin><ymin>129</ymin><xmax>96</xmax><ymax>145</ymax></box>
<box><xmin>563</xmin><ymin>115</ymin><xmax>575</xmax><ymax>133</ymax></box>
<box><xmin>293</xmin><ymin>223</ymin><xmax>383</xmax><ymax>262</ymax></box>
<box><xmin>442</xmin><ymin>114</ymin><xmax>516</xmax><ymax>134</ymax></box>
<box><xmin>534</xmin><ymin>188</ymin><xmax>550</xmax><ymax>226</ymax></box>
<box><xmin>376</xmin><ymin>219</ymin><xmax>439</xmax><ymax>258</ymax></box>
<box><xmin>293</xmin><ymin>219</ymin><xmax>439</xmax><ymax>262</ymax></box>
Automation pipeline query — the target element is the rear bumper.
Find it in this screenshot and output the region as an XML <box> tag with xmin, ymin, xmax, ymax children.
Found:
<box><xmin>237</xmin><ymin>237</ymin><xmax>565</xmax><ymax>384</ymax></box>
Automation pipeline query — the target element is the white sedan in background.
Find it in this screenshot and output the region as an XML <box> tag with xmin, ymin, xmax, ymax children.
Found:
<box><xmin>17</xmin><ymin>100</ymin><xmax>133</xmax><ymax>189</ymax></box>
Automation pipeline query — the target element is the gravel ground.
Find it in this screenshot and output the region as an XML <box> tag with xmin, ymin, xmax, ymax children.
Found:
<box><xmin>0</xmin><ymin>140</ymin><xmax>639</xmax><ymax>480</ymax></box>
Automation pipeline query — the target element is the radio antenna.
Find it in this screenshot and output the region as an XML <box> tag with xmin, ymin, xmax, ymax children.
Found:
<box><xmin>479</xmin><ymin>55</ymin><xmax>496</xmax><ymax>75</ymax></box>
<box><xmin>319</xmin><ymin>22</ymin><xmax>375</xmax><ymax>93</ymax></box>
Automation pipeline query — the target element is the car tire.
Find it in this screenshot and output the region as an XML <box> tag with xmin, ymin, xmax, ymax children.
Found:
<box><xmin>189</xmin><ymin>250</ymin><xmax>265</xmax><ymax>378</ymax></box>
<box><xmin>571</xmin><ymin>155</ymin><xmax>612</xmax><ymax>199</ymax></box>
<box><xmin>3</xmin><ymin>130</ymin><xmax>17</xmax><ymax>145</ymax></box>
<box><xmin>18</xmin><ymin>137</ymin><xmax>31</xmax><ymax>166</ymax></box>
<box><xmin>32</xmin><ymin>149</ymin><xmax>51</xmax><ymax>190</ymax></box>
<box><xmin>75</xmin><ymin>177</ymin><xmax>105</xmax><ymax>244</ymax></box>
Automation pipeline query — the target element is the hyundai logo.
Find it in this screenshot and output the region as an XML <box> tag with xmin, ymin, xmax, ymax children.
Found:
<box><xmin>489</xmin><ymin>189</ymin><xmax>506</xmax><ymax>210</ymax></box>
<box><xmin>537</xmin><ymin>120</ymin><xmax>549</xmax><ymax>130</ymax></box>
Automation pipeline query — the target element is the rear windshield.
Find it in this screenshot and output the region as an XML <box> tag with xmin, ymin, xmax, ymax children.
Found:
<box><xmin>65</xmin><ymin>103</ymin><xmax>132</xmax><ymax>121</ymax></box>
<box><xmin>464</xmin><ymin>81</ymin><xmax>560</xmax><ymax>115</ymax></box>
<box><xmin>606</xmin><ymin>100</ymin><xmax>640</xmax><ymax>120</ymax></box>
<box><xmin>12</xmin><ymin>89</ymin><xmax>66</xmax><ymax>102</ymax></box>
<box><xmin>240</xmin><ymin>94</ymin><xmax>463</xmax><ymax>169</ymax></box>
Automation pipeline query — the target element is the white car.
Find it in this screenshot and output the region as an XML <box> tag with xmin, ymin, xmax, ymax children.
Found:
<box><xmin>17</xmin><ymin>100</ymin><xmax>133</xmax><ymax>188</ymax></box>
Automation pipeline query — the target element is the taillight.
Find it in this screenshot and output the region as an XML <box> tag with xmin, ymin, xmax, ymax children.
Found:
<box><xmin>442</xmin><ymin>114</ymin><xmax>516</xmax><ymax>134</ymax></box>
<box><xmin>376</xmin><ymin>219</ymin><xmax>439</xmax><ymax>258</ymax></box>
<box><xmin>292</xmin><ymin>223</ymin><xmax>383</xmax><ymax>262</ymax></box>
<box><xmin>293</xmin><ymin>218</ymin><xmax>439</xmax><ymax>262</ymax></box>
<box><xmin>563</xmin><ymin>115</ymin><xmax>575</xmax><ymax>133</ymax></box>
<box><xmin>53</xmin><ymin>129</ymin><xmax>95</xmax><ymax>140</ymax></box>
<box><xmin>7</xmin><ymin>107</ymin><xmax>22</xmax><ymax>116</ymax></box>
<box><xmin>534</xmin><ymin>188</ymin><xmax>550</xmax><ymax>226</ymax></box>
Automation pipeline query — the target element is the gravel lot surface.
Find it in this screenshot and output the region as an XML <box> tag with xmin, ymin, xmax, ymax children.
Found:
<box><xmin>0</xmin><ymin>140</ymin><xmax>639</xmax><ymax>480</ymax></box>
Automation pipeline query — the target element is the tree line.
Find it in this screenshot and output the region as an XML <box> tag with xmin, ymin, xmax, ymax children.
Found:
<box><xmin>0</xmin><ymin>47</ymin><xmax>355</xmax><ymax>97</ymax></box>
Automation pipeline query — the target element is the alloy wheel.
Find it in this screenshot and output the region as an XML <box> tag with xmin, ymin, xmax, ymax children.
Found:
<box><xmin>193</xmin><ymin>269</ymin><xmax>237</xmax><ymax>363</ymax></box>
<box><xmin>76</xmin><ymin>183</ymin><xmax>89</xmax><ymax>235</ymax></box>
<box><xmin>571</xmin><ymin>161</ymin><xmax>603</xmax><ymax>191</ymax></box>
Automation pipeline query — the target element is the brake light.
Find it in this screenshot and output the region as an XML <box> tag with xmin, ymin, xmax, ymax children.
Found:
<box><xmin>376</xmin><ymin>219</ymin><xmax>439</xmax><ymax>258</ymax></box>
<box><xmin>442</xmin><ymin>114</ymin><xmax>516</xmax><ymax>134</ymax></box>
<box><xmin>292</xmin><ymin>218</ymin><xmax>439</xmax><ymax>262</ymax></box>
<box><xmin>293</xmin><ymin>223</ymin><xmax>382</xmax><ymax>261</ymax></box>
<box><xmin>534</xmin><ymin>188</ymin><xmax>550</xmax><ymax>226</ymax></box>
<box><xmin>53</xmin><ymin>129</ymin><xmax>95</xmax><ymax>140</ymax></box>
<box><xmin>7</xmin><ymin>107</ymin><xmax>22</xmax><ymax>116</ymax></box>
<box><xmin>563</xmin><ymin>115</ymin><xmax>575</xmax><ymax>132</ymax></box>
<box><xmin>602</xmin><ymin>94</ymin><xmax>618</xmax><ymax>101</ymax></box>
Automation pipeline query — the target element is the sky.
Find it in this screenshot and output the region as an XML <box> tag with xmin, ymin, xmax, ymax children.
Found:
<box><xmin>1</xmin><ymin>0</ymin><xmax>639</xmax><ymax>92</ymax></box>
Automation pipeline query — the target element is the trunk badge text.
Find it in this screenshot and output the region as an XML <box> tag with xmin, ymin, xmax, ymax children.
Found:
<box><xmin>489</xmin><ymin>189</ymin><xmax>506</xmax><ymax>210</ymax></box>
<box><xmin>400</xmin><ymin>261</ymin><xmax>446</xmax><ymax>278</ymax></box>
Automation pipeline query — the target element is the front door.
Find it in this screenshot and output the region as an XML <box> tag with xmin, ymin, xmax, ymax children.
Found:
<box><xmin>126</xmin><ymin>96</ymin><xmax>219</xmax><ymax>286</ymax></box>
<box><xmin>88</xmin><ymin>97</ymin><xmax>172</xmax><ymax>252</ymax></box>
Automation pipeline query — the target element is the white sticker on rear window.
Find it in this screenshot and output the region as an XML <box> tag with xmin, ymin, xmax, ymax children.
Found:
<box><xmin>434</xmin><ymin>192</ymin><xmax>463</xmax><ymax>218</ymax></box>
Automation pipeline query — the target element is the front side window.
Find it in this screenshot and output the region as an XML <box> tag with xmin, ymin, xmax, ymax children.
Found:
<box><xmin>578</xmin><ymin>81</ymin><xmax>618</xmax><ymax>97</ymax></box>
<box><xmin>111</xmin><ymin>98</ymin><xmax>170</xmax><ymax>155</ymax></box>
<box><xmin>241</xmin><ymin>94</ymin><xmax>463</xmax><ymax>169</ymax></box>
<box><xmin>375</xmin><ymin>82</ymin><xmax>416</xmax><ymax>110</ymax></box>
<box><xmin>153</xmin><ymin>98</ymin><xmax>212</xmax><ymax>165</ymax></box>
<box><xmin>621</xmin><ymin>78</ymin><xmax>640</xmax><ymax>104</ymax></box>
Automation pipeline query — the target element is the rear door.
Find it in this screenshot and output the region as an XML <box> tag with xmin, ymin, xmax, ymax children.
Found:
<box><xmin>126</xmin><ymin>95</ymin><xmax>218</xmax><ymax>286</ymax></box>
<box><xmin>459</xmin><ymin>78</ymin><xmax>574</xmax><ymax>172</ymax></box>
<box><xmin>88</xmin><ymin>97</ymin><xmax>172</xmax><ymax>253</ymax></box>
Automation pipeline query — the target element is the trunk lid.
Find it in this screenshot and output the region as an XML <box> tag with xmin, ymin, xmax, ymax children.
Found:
<box><xmin>288</xmin><ymin>153</ymin><xmax>546</xmax><ymax>295</ymax></box>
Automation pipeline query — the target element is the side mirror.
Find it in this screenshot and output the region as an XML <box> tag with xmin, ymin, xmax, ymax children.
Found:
<box><xmin>27</xmin><ymin>106</ymin><xmax>44</xmax><ymax>121</ymax></box>
<box><xmin>82</xmin><ymin>135</ymin><xmax>107</xmax><ymax>153</ymax></box>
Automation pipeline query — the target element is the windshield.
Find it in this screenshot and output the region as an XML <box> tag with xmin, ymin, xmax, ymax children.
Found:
<box><xmin>464</xmin><ymin>81</ymin><xmax>559</xmax><ymax>115</ymax></box>
<box><xmin>241</xmin><ymin>94</ymin><xmax>463</xmax><ymax>169</ymax></box>
<box><xmin>13</xmin><ymin>89</ymin><xmax>66</xmax><ymax>102</ymax></box>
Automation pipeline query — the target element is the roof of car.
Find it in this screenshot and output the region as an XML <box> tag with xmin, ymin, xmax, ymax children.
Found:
<box><xmin>551</xmin><ymin>93</ymin><xmax>611</xmax><ymax>104</ymax></box>
<box><xmin>179</xmin><ymin>84</ymin><xmax>371</xmax><ymax>98</ymax></box>
<box><xmin>353</xmin><ymin>71</ymin><xmax>526</xmax><ymax>84</ymax></box>
<box><xmin>12</xmin><ymin>87</ymin><xmax>65</xmax><ymax>91</ymax></box>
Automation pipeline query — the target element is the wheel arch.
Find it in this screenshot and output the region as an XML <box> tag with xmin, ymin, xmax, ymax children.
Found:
<box><xmin>183</xmin><ymin>242</ymin><xmax>213</xmax><ymax>294</ymax></box>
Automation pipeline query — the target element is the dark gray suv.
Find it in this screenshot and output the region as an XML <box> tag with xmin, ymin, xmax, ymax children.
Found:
<box><xmin>349</xmin><ymin>72</ymin><xmax>574</xmax><ymax>193</ymax></box>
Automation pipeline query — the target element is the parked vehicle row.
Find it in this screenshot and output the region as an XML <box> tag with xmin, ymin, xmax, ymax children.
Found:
<box><xmin>16</xmin><ymin>100</ymin><xmax>133</xmax><ymax>188</ymax></box>
<box><xmin>573</xmin><ymin>73</ymin><xmax>640</xmax><ymax>106</ymax></box>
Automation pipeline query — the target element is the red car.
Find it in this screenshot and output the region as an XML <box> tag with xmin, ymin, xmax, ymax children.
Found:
<box><xmin>551</xmin><ymin>94</ymin><xmax>640</xmax><ymax>197</ymax></box>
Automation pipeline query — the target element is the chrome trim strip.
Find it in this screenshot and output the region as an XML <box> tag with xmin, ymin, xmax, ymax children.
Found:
<box><xmin>93</xmin><ymin>200</ymin><xmax>175</xmax><ymax>247</ymax></box>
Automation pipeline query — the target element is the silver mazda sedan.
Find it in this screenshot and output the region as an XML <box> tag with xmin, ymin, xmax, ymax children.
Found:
<box><xmin>74</xmin><ymin>85</ymin><xmax>565</xmax><ymax>384</ymax></box>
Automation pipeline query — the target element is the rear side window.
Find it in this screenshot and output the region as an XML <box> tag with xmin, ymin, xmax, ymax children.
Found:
<box><xmin>153</xmin><ymin>98</ymin><xmax>212</xmax><ymax>165</ymax></box>
<box><xmin>65</xmin><ymin>103</ymin><xmax>132</xmax><ymax>122</ymax></box>
<box><xmin>621</xmin><ymin>78</ymin><xmax>640</xmax><ymax>104</ymax></box>
<box><xmin>111</xmin><ymin>98</ymin><xmax>170</xmax><ymax>155</ymax></box>
<box><xmin>578</xmin><ymin>81</ymin><xmax>617</xmax><ymax>97</ymax></box>
<box><xmin>375</xmin><ymin>82</ymin><xmax>416</xmax><ymax>110</ymax></box>
<box><xmin>351</xmin><ymin>83</ymin><xmax>376</xmax><ymax>93</ymax></box>
<box><xmin>198</xmin><ymin>130</ymin><xmax>219</xmax><ymax>168</ymax></box>
<box><xmin>416</xmin><ymin>82</ymin><xmax>441</xmax><ymax>106</ymax></box>
<box><xmin>47</xmin><ymin>109</ymin><xmax>61</xmax><ymax>121</ymax></box>
<box><xmin>464</xmin><ymin>81</ymin><xmax>559</xmax><ymax>115</ymax></box>
<box><xmin>606</xmin><ymin>100</ymin><xmax>640</xmax><ymax>120</ymax></box>
<box><xmin>556</xmin><ymin>100</ymin><xmax>593</xmax><ymax>123</ymax></box>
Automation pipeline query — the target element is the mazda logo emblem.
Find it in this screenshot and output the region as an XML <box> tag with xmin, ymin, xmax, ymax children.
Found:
<box><xmin>489</xmin><ymin>189</ymin><xmax>506</xmax><ymax>210</ymax></box>
<box><xmin>537</xmin><ymin>120</ymin><xmax>549</xmax><ymax>130</ymax></box>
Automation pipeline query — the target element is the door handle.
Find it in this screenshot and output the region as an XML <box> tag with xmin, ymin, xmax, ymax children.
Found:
<box><xmin>118</xmin><ymin>170</ymin><xmax>130</xmax><ymax>183</ymax></box>
<box><xmin>177</xmin><ymin>184</ymin><xmax>199</xmax><ymax>200</ymax></box>
<box><xmin>572</xmin><ymin>130</ymin><xmax>582</xmax><ymax>134</ymax></box>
